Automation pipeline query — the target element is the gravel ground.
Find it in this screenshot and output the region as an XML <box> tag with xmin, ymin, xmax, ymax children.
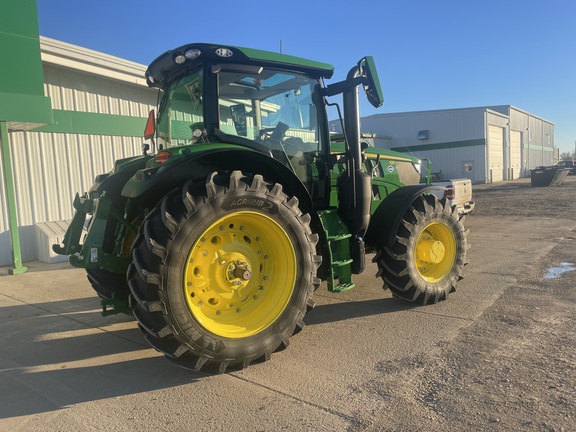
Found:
<box><xmin>371</xmin><ymin>176</ymin><xmax>576</xmax><ymax>432</ymax></box>
<box><xmin>471</xmin><ymin>176</ymin><xmax>576</xmax><ymax>220</ymax></box>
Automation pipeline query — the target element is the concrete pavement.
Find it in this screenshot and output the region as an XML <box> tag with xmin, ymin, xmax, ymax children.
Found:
<box><xmin>1</xmin><ymin>213</ymin><xmax>575</xmax><ymax>431</ymax></box>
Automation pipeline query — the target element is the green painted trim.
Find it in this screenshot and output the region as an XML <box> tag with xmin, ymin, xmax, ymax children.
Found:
<box><xmin>237</xmin><ymin>46</ymin><xmax>334</xmax><ymax>75</ymax></box>
<box><xmin>0</xmin><ymin>92</ymin><xmax>53</xmax><ymax>125</ymax></box>
<box><xmin>33</xmin><ymin>110</ymin><xmax>146</xmax><ymax>137</ymax></box>
<box><xmin>0</xmin><ymin>121</ymin><xmax>27</xmax><ymax>273</ymax></box>
<box><xmin>525</xmin><ymin>144</ymin><xmax>554</xmax><ymax>152</ymax></box>
<box><xmin>0</xmin><ymin>0</ymin><xmax>52</xmax><ymax>127</ymax></box>
<box><xmin>391</xmin><ymin>138</ymin><xmax>485</xmax><ymax>153</ymax></box>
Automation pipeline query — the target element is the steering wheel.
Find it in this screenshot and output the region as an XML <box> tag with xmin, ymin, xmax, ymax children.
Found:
<box><xmin>261</xmin><ymin>122</ymin><xmax>292</xmax><ymax>166</ymax></box>
<box><xmin>261</xmin><ymin>122</ymin><xmax>289</xmax><ymax>142</ymax></box>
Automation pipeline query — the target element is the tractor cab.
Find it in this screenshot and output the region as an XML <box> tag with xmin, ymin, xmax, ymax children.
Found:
<box><xmin>143</xmin><ymin>43</ymin><xmax>383</xmax><ymax>216</ymax></box>
<box><xmin>144</xmin><ymin>44</ymin><xmax>337</xmax><ymax>195</ymax></box>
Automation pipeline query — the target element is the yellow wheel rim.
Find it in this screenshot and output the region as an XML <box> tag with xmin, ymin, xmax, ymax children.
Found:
<box><xmin>415</xmin><ymin>222</ymin><xmax>456</xmax><ymax>283</ymax></box>
<box><xmin>120</xmin><ymin>218</ymin><xmax>141</xmax><ymax>258</ymax></box>
<box><xmin>183</xmin><ymin>211</ymin><xmax>296</xmax><ymax>338</ymax></box>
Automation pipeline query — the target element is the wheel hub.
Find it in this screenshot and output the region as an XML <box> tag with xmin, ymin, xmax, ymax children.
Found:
<box><xmin>414</xmin><ymin>221</ymin><xmax>457</xmax><ymax>283</ymax></box>
<box><xmin>416</xmin><ymin>239</ymin><xmax>446</xmax><ymax>264</ymax></box>
<box><xmin>226</xmin><ymin>261</ymin><xmax>252</xmax><ymax>283</ymax></box>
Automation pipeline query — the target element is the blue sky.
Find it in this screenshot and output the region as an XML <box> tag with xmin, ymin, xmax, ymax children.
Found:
<box><xmin>37</xmin><ymin>0</ymin><xmax>576</xmax><ymax>155</ymax></box>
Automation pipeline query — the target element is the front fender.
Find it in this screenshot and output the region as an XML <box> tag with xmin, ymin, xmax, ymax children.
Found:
<box><xmin>89</xmin><ymin>155</ymin><xmax>151</xmax><ymax>206</ymax></box>
<box><xmin>365</xmin><ymin>184</ymin><xmax>446</xmax><ymax>248</ymax></box>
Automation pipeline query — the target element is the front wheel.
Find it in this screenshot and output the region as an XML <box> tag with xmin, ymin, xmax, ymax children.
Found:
<box><xmin>374</xmin><ymin>194</ymin><xmax>469</xmax><ymax>305</ymax></box>
<box><xmin>128</xmin><ymin>171</ymin><xmax>320</xmax><ymax>372</ymax></box>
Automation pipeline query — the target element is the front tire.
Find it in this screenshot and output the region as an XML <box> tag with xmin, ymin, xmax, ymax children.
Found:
<box><xmin>86</xmin><ymin>267</ymin><xmax>129</xmax><ymax>300</ymax></box>
<box><xmin>374</xmin><ymin>194</ymin><xmax>469</xmax><ymax>305</ymax></box>
<box><xmin>128</xmin><ymin>171</ymin><xmax>320</xmax><ymax>372</ymax></box>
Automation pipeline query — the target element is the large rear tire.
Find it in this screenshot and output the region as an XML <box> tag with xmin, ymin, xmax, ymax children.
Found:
<box><xmin>128</xmin><ymin>171</ymin><xmax>320</xmax><ymax>372</ymax></box>
<box><xmin>374</xmin><ymin>194</ymin><xmax>469</xmax><ymax>305</ymax></box>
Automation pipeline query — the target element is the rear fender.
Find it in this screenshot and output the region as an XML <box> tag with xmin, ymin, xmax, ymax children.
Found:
<box><xmin>365</xmin><ymin>185</ymin><xmax>446</xmax><ymax>248</ymax></box>
<box><xmin>122</xmin><ymin>147</ymin><xmax>314</xmax><ymax>214</ymax></box>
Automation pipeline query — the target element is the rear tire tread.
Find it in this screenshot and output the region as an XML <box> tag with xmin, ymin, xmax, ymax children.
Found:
<box><xmin>128</xmin><ymin>170</ymin><xmax>319</xmax><ymax>372</ymax></box>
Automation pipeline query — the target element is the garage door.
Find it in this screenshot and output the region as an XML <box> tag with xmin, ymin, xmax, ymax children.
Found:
<box><xmin>488</xmin><ymin>125</ymin><xmax>504</xmax><ymax>182</ymax></box>
<box><xmin>510</xmin><ymin>130</ymin><xmax>522</xmax><ymax>179</ymax></box>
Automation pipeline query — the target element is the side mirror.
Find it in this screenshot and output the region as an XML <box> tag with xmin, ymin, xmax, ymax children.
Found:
<box><xmin>144</xmin><ymin>109</ymin><xmax>156</xmax><ymax>139</ymax></box>
<box><xmin>358</xmin><ymin>56</ymin><xmax>384</xmax><ymax>108</ymax></box>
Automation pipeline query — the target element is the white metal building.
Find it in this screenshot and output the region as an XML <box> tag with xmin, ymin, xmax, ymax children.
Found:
<box><xmin>358</xmin><ymin>106</ymin><xmax>555</xmax><ymax>183</ymax></box>
<box><xmin>0</xmin><ymin>37</ymin><xmax>156</xmax><ymax>266</ymax></box>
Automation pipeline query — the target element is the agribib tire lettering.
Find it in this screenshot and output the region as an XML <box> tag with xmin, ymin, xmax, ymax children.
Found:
<box><xmin>226</xmin><ymin>198</ymin><xmax>275</xmax><ymax>212</ymax></box>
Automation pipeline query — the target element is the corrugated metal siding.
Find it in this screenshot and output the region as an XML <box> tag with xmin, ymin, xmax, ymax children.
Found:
<box><xmin>510</xmin><ymin>130</ymin><xmax>522</xmax><ymax>179</ymax></box>
<box><xmin>362</xmin><ymin>108</ymin><xmax>487</xmax><ymax>181</ymax></box>
<box><xmin>412</xmin><ymin>146</ymin><xmax>486</xmax><ymax>183</ymax></box>
<box><xmin>1</xmin><ymin>131</ymin><xmax>146</xmax><ymax>264</ymax></box>
<box><xmin>43</xmin><ymin>64</ymin><xmax>154</xmax><ymax>115</ymax></box>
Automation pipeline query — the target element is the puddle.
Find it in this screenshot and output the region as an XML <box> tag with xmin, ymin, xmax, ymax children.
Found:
<box><xmin>544</xmin><ymin>262</ymin><xmax>576</xmax><ymax>279</ymax></box>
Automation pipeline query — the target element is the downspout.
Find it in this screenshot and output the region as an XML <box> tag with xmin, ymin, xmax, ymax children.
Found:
<box><xmin>0</xmin><ymin>122</ymin><xmax>27</xmax><ymax>274</ymax></box>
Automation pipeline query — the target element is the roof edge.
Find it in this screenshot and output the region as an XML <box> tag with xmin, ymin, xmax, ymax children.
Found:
<box><xmin>39</xmin><ymin>36</ymin><xmax>148</xmax><ymax>87</ymax></box>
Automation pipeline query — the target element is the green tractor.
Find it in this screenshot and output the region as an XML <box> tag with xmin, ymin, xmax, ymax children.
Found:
<box><xmin>54</xmin><ymin>43</ymin><xmax>468</xmax><ymax>372</ymax></box>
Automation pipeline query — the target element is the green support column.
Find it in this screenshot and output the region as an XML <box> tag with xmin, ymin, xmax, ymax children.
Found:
<box><xmin>0</xmin><ymin>121</ymin><xmax>27</xmax><ymax>274</ymax></box>
<box><xmin>0</xmin><ymin>1</ymin><xmax>53</xmax><ymax>273</ymax></box>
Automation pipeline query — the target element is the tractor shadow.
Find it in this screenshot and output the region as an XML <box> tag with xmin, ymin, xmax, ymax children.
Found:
<box><xmin>305</xmin><ymin>296</ymin><xmax>416</xmax><ymax>326</ymax></box>
<box><xmin>0</xmin><ymin>297</ymin><xmax>205</xmax><ymax>420</ymax></box>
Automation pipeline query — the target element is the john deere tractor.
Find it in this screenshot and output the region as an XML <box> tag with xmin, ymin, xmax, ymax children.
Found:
<box><xmin>54</xmin><ymin>43</ymin><xmax>468</xmax><ymax>372</ymax></box>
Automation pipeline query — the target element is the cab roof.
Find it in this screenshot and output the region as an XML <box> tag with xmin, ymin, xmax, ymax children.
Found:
<box><xmin>145</xmin><ymin>43</ymin><xmax>335</xmax><ymax>89</ymax></box>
